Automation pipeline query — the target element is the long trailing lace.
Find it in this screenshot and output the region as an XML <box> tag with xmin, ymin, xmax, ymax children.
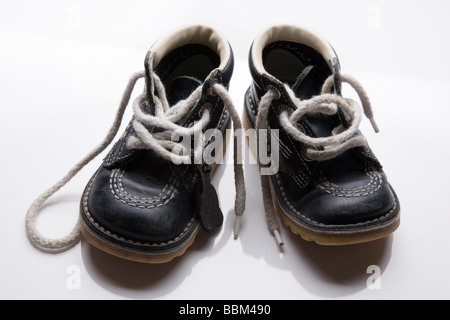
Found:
<box><xmin>26</xmin><ymin>69</ymin><xmax>245</xmax><ymax>253</ymax></box>
<box><xmin>256</xmin><ymin>73</ymin><xmax>379</xmax><ymax>246</ymax></box>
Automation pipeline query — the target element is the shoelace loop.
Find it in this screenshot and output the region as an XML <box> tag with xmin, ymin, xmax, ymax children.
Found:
<box><xmin>279</xmin><ymin>74</ymin><xmax>379</xmax><ymax>161</ymax></box>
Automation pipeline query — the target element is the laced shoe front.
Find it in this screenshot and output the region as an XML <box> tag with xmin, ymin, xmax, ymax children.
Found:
<box><xmin>244</xmin><ymin>25</ymin><xmax>400</xmax><ymax>246</ymax></box>
<box><xmin>26</xmin><ymin>25</ymin><xmax>245</xmax><ymax>263</ymax></box>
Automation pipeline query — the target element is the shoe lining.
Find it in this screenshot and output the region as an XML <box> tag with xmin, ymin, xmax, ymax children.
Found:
<box><xmin>154</xmin><ymin>44</ymin><xmax>220</xmax><ymax>101</ymax></box>
<box><xmin>150</xmin><ymin>25</ymin><xmax>230</xmax><ymax>71</ymax></box>
<box><xmin>252</xmin><ymin>24</ymin><xmax>337</xmax><ymax>76</ymax></box>
<box><xmin>262</xmin><ymin>41</ymin><xmax>330</xmax><ymax>85</ymax></box>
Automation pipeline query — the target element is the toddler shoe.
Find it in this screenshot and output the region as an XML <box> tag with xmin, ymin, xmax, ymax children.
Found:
<box><xmin>26</xmin><ymin>25</ymin><xmax>245</xmax><ymax>263</ymax></box>
<box><xmin>243</xmin><ymin>25</ymin><xmax>400</xmax><ymax>246</ymax></box>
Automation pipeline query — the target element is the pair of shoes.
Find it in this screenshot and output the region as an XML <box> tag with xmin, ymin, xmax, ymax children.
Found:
<box><xmin>26</xmin><ymin>24</ymin><xmax>400</xmax><ymax>263</ymax></box>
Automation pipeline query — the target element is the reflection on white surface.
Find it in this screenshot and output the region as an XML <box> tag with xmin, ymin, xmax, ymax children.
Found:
<box><xmin>1</xmin><ymin>0</ymin><xmax>450</xmax><ymax>299</ymax></box>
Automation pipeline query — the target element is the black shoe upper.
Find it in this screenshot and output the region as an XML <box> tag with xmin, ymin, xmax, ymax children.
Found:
<box><xmin>81</xmin><ymin>26</ymin><xmax>234</xmax><ymax>253</ymax></box>
<box><xmin>244</xmin><ymin>25</ymin><xmax>400</xmax><ymax>235</ymax></box>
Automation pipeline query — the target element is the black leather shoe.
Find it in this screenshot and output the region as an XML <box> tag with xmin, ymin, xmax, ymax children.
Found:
<box><xmin>244</xmin><ymin>25</ymin><xmax>400</xmax><ymax>246</ymax></box>
<box><xmin>80</xmin><ymin>25</ymin><xmax>245</xmax><ymax>263</ymax></box>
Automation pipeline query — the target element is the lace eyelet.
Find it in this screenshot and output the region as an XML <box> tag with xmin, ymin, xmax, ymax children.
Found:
<box><xmin>208</xmin><ymin>80</ymin><xmax>220</xmax><ymax>96</ymax></box>
<box><xmin>278</xmin><ymin>104</ymin><xmax>294</xmax><ymax>116</ymax></box>
<box><xmin>296</xmin><ymin>123</ymin><xmax>306</xmax><ymax>133</ymax></box>
<box><xmin>198</xmin><ymin>103</ymin><xmax>212</xmax><ymax>118</ymax></box>
<box><xmin>266</xmin><ymin>85</ymin><xmax>281</xmax><ymax>100</ymax></box>
<box><xmin>362</xmin><ymin>145</ymin><xmax>371</xmax><ymax>153</ymax></box>
<box><xmin>301</xmin><ymin>145</ymin><xmax>313</xmax><ymax>162</ymax></box>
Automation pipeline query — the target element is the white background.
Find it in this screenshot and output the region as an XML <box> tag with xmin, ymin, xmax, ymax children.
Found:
<box><xmin>1</xmin><ymin>0</ymin><xmax>449</xmax><ymax>300</ymax></box>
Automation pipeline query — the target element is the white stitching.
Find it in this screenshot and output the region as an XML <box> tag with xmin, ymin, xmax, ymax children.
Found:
<box><xmin>109</xmin><ymin>168</ymin><xmax>177</xmax><ymax>208</ymax></box>
<box><xmin>317</xmin><ymin>161</ymin><xmax>383</xmax><ymax>197</ymax></box>
<box><xmin>274</xmin><ymin>172</ymin><xmax>397</xmax><ymax>226</ymax></box>
<box><xmin>83</xmin><ymin>178</ymin><xmax>196</xmax><ymax>247</ymax></box>
<box><xmin>278</xmin><ymin>169</ymin><xmax>308</xmax><ymax>189</ymax></box>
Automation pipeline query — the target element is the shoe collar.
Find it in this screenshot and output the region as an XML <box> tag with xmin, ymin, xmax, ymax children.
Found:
<box><xmin>250</xmin><ymin>24</ymin><xmax>342</xmax><ymax>95</ymax></box>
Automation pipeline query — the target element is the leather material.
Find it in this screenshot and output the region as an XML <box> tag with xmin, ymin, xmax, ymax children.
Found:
<box><xmin>245</xmin><ymin>38</ymin><xmax>400</xmax><ymax>235</ymax></box>
<box><xmin>81</xmin><ymin>42</ymin><xmax>234</xmax><ymax>254</ymax></box>
<box><xmin>196</xmin><ymin>164</ymin><xmax>223</xmax><ymax>232</ymax></box>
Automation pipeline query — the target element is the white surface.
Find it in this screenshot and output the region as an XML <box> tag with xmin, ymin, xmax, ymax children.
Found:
<box><xmin>1</xmin><ymin>0</ymin><xmax>450</xmax><ymax>300</ymax></box>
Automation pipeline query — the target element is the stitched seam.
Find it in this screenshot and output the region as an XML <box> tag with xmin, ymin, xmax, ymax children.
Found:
<box><xmin>109</xmin><ymin>169</ymin><xmax>177</xmax><ymax>208</ymax></box>
<box><xmin>319</xmin><ymin>172</ymin><xmax>382</xmax><ymax>197</ymax></box>
<box><xmin>218</xmin><ymin>107</ymin><xmax>228</xmax><ymax>128</ymax></box>
<box><xmin>274</xmin><ymin>173</ymin><xmax>397</xmax><ymax>226</ymax></box>
<box><xmin>278</xmin><ymin>169</ymin><xmax>308</xmax><ymax>189</ymax></box>
<box><xmin>249</xmin><ymin>94</ymin><xmax>257</xmax><ymax>116</ymax></box>
<box><xmin>105</xmin><ymin>122</ymin><xmax>133</xmax><ymax>165</ymax></box>
<box><xmin>83</xmin><ymin>178</ymin><xmax>196</xmax><ymax>247</ymax></box>
<box><xmin>318</xmin><ymin>161</ymin><xmax>383</xmax><ymax>197</ymax></box>
<box><xmin>275</xmin><ymin>173</ymin><xmax>316</xmax><ymax>224</ymax></box>
<box><xmin>269</xmin><ymin>127</ymin><xmax>292</xmax><ymax>159</ymax></box>
<box><xmin>326</xmin><ymin>172</ymin><xmax>377</xmax><ymax>191</ymax></box>
<box><xmin>186</xmin><ymin>174</ymin><xmax>195</xmax><ymax>190</ymax></box>
<box><xmin>117</xmin><ymin>169</ymin><xmax>175</xmax><ymax>201</ymax></box>
<box><xmin>284</xmin><ymin>132</ymin><xmax>314</xmax><ymax>176</ymax></box>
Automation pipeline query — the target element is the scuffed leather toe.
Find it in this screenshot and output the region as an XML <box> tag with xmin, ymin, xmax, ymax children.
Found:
<box><xmin>290</xmin><ymin>171</ymin><xmax>398</xmax><ymax>229</ymax></box>
<box><xmin>81</xmin><ymin>152</ymin><xmax>198</xmax><ymax>251</ymax></box>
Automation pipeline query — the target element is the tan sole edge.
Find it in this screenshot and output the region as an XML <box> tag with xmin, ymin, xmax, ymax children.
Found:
<box><xmin>242</xmin><ymin>108</ymin><xmax>400</xmax><ymax>246</ymax></box>
<box><xmin>81</xmin><ymin>119</ymin><xmax>231</xmax><ymax>263</ymax></box>
<box><xmin>81</xmin><ymin>219</ymin><xmax>200</xmax><ymax>264</ymax></box>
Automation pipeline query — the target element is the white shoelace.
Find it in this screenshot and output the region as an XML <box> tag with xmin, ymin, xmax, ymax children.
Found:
<box><xmin>26</xmin><ymin>69</ymin><xmax>245</xmax><ymax>253</ymax></box>
<box><xmin>256</xmin><ymin>74</ymin><xmax>379</xmax><ymax>246</ymax></box>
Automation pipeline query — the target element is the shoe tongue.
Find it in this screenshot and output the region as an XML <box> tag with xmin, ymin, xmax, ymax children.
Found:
<box><xmin>170</xmin><ymin>76</ymin><xmax>203</xmax><ymax>105</ymax></box>
<box><xmin>291</xmin><ymin>66</ymin><xmax>338</xmax><ymax>138</ymax></box>
<box><xmin>291</xmin><ymin>65</ymin><xmax>325</xmax><ymax>100</ymax></box>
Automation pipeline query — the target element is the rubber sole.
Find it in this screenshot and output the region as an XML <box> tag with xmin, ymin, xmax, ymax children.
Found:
<box><xmin>80</xmin><ymin>218</ymin><xmax>200</xmax><ymax>264</ymax></box>
<box><xmin>242</xmin><ymin>106</ymin><xmax>400</xmax><ymax>246</ymax></box>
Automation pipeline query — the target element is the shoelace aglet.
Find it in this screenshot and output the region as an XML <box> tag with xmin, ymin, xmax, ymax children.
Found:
<box><xmin>273</xmin><ymin>229</ymin><xmax>284</xmax><ymax>247</ymax></box>
<box><xmin>233</xmin><ymin>215</ymin><xmax>241</xmax><ymax>239</ymax></box>
<box><xmin>369</xmin><ymin>116</ymin><xmax>380</xmax><ymax>133</ymax></box>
